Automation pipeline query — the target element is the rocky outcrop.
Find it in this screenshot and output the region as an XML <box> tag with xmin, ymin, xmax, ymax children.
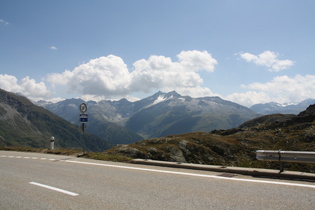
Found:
<box><xmin>105</xmin><ymin>104</ymin><xmax>315</xmax><ymax>172</ymax></box>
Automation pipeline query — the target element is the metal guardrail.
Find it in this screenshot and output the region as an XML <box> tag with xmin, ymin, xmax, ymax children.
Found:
<box><xmin>256</xmin><ymin>150</ymin><xmax>315</xmax><ymax>163</ymax></box>
<box><xmin>256</xmin><ymin>150</ymin><xmax>315</xmax><ymax>172</ymax></box>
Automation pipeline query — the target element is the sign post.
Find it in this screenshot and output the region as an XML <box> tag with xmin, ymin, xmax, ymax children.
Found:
<box><xmin>50</xmin><ymin>136</ymin><xmax>55</xmax><ymax>150</ymax></box>
<box><xmin>79</xmin><ymin>103</ymin><xmax>88</xmax><ymax>133</ymax></box>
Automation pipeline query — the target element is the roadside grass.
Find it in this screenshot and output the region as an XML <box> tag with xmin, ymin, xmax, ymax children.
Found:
<box><xmin>84</xmin><ymin>152</ymin><xmax>132</xmax><ymax>162</ymax></box>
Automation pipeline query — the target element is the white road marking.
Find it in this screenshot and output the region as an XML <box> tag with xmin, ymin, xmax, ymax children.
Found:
<box><xmin>2</xmin><ymin>154</ymin><xmax>315</xmax><ymax>189</ymax></box>
<box><xmin>31</xmin><ymin>157</ymin><xmax>38</xmax><ymax>159</ymax></box>
<box><xmin>29</xmin><ymin>182</ymin><xmax>79</xmax><ymax>196</ymax></box>
<box><xmin>66</xmin><ymin>160</ymin><xmax>315</xmax><ymax>189</ymax></box>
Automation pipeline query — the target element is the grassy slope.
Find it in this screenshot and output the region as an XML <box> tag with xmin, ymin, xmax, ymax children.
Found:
<box><xmin>105</xmin><ymin>110</ymin><xmax>315</xmax><ymax>172</ymax></box>
<box><xmin>0</xmin><ymin>89</ymin><xmax>110</xmax><ymax>151</ymax></box>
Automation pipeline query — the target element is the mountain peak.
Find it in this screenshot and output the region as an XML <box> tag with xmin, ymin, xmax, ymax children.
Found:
<box><xmin>165</xmin><ymin>90</ymin><xmax>181</xmax><ymax>98</ymax></box>
<box><xmin>152</xmin><ymin>90</ymin><xmax>181</xmax><ymax>98</ymax></box>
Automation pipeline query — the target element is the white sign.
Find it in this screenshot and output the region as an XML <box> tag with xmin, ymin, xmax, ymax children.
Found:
<box><xmin>80</xmin><ymin>103</ymin><xmax>87</xmax><ymax>113</ymax></box>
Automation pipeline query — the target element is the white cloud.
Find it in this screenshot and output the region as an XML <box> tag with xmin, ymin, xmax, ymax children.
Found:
<box><xmin>20</xmin><ymin>77</ymin><xmax>52</xmax><ymax>99</ymax></box>
<box><xmin>239</xmin><ymin>51</ymin><xmax>294</xmax><ymax>72</ymax></box>
<box><xmin>225</xmin><ymin>91</ymin><xmax>271</xmax><ymax>107</ymax></box>
<box><xmin>0</xmin><ymin>74</ymin><xmax>23</xmax><ymax>93</ymax></box>
<box><xmin>47</xmin><ymin>50</ymin><xmax>218</xmax><ymax>99</ymax></box>
<box><xmin>0</xmin><ymin>19</ymin><xmax>9</xmax><ymax>26</ymax></box>
<box><xmin>0</xmin><ymin>74</ymin><xmax>52</xmax><ymax>101</ymax></box>
<box><xmin>177</xmin><ymin>50</ymin><xmax>218</xmax><ymax>72</ymax></box>
<box><xmin>225</xmin><ymin>74</ymin><xmax>315</xmax><ymax>107</ymax></box>
<box><xmin>49</xmin><ymin>46</ymin><xmax>58</xmax><ymax>50</ymax></box>
<box><xmin>46</xmin><ymin>97</ymin><xmax>64</xmax><ymax>103</ymax></box>
<box><xmin>48</xmin><ymin>55</ymin><xmax>130</xmax><ymax>97</ymax></box>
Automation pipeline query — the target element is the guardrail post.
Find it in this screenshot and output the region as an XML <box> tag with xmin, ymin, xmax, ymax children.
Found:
<box><xmin>278</xmin><ymin>149</ymin><xmax>284</xmax><ymax>173</ymax></box>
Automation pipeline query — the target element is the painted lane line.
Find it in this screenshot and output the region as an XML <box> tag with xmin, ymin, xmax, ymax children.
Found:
<box><xmin>29</xmin><ymin>182</ymin><xmax>79</xmax><ymax>196</ymax></box>
<box><xmin>65</xmin><ymin>160</ymin><xmax>315</xmax><ymax>189</ymax></box>
<box><xmin>31</xmin><ymin>157</ymin><xmax>38</xmax><ymax>159</ymax></box>
<box><xmin>2</xmin><ymin>154</ymin><xmax>314</xmax><ymax>189</ymax></box>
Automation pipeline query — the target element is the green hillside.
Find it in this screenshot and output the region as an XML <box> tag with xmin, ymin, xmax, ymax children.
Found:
<box><xmin>0</xmin><ymin>89</ymin><xmax>110</xmax><ymax>151</ymax></box>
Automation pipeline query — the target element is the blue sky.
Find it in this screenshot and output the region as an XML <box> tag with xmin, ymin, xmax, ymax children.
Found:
<box><xmin>0</xmin><ymin>0</ymin><xmax>314</xmax><ymax>107</ymax></box>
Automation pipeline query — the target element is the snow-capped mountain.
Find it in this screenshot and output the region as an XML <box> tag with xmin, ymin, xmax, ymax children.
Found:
<box><xmin>124</xmin><ymin>91</ymin><xmax>259</xmax><ymax>138</ymax></box>
<box><xmin>250</xmin><ymin>99</ymin><xmax>315</xmax><ymax>115</ymax></box>
<box><xmin>42</xmin><ymin>91</ymin><xmax>259</xmax><ymax>141</ymax></box>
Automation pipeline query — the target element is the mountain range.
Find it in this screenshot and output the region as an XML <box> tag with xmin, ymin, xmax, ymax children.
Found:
<box><xmin>2</xmin><ymin>87</ymin><xmax>314</xmax><ymax>172</ymax></box>
<box><xmin>43</xmin><ymin>98</ymin><xmax>144</xmax><ymax>145</ymax></box>
<box><xmin>105</xmin><ymin>104</ymin><xmax>315</xmax><ymax>172</ymax></box>
<box><xmin>0</xmin><ymin>89</ymin><xmax>110</xmax><ymax>151</ymax></box>
<box><xmin>43</xmin><ymin>91</ymin><xmax>259</xmax><ymax>144</ymax></box>
<box><xmin>250</xmin><ymin>99</ymin><xmax>315</xmax><ymax>115</ymax></box>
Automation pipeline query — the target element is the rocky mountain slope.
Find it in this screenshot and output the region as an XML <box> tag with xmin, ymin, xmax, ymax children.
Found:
<box><xmin>44</xmin><ymin>99</ymin><xmax>143</xmax><ymax>145</ymax></box>
<box><xmin>44</xmin><ymin>91</ymin><xmax>259</xmax><ymax>141</ymax></box>
<box><xmin>105</xmin><ymin>104</ymin><xmax>315</xmax><ymax>172</ymax></box>
<box><xmin>0</xmin><ymin>89</ymin><xmax>110</xmax><ymax>151</ymax></box>
<box><xmin>124</xmin><ymin>91</ymin><xmax>259</xmax><ymax>138</ymax></box>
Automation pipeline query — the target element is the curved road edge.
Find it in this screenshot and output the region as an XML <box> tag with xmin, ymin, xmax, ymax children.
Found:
<box><xmin>131</xmin><ymin>159</ymin><xmax>315</xmax><ymax>181</ymax></box>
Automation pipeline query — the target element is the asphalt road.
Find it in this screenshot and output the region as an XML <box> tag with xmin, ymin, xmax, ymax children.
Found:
<box><xmin>1</xmin><ymin>151</ymin><xmax>315</xmax><ymax>209</ymax></box>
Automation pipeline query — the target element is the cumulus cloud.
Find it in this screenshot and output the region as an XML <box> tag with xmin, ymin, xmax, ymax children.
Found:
<box><xmin>225</xmin><ymin>91</ymin><xmax>271</xmax><ymax>107</ymax></box>
<box><xmin>49</xmin><ymin>46</ymin><xmax>58</xmax><ymax>50</ymax></box>
<box><xmin>0</xmin><ymin>74</ymin><xmax>52</xmax><ymax>101</ymax></box>
<box><xmin>48</xmin><ymin>55</ymin><xmax>130</xmax><ymax>97</ymax></box>
<box><xmin>225</xmin><ymin>74</ymin><xmax>315</xmax><ymax>107</ymax></box>
<box><xmin>0</xmin><ymin>19</ymin><xmax>9</xmax><ymax>26</ymax></box>
<box><xmin>177</xmin><ymin>50</ymin><xmax>218</xmax><ymax>72</ymax></box>
<box><xmin>0</xmin><ymin>74</ymin><xmax>23</xmax><ymax>93</ymax></box>
<box><xmin>47</xmin><ymin>50</ymin><xmax>218</xmax><ymax>99</ymax></box>
<box><xmin>238</xmin><ymin>51</ymin><xmax>294</xmax><ymax>72</ymax></box>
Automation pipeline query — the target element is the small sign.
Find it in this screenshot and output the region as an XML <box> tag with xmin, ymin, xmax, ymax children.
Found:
<box><xmin>80</xmin><ymin>103</ymin><xmax>87</xmax><ymax>113</ymax></box>
<box><xmin>80</xmin><ymin>114</ymin><xmax>88</xmax><ymax>123</ymax></box>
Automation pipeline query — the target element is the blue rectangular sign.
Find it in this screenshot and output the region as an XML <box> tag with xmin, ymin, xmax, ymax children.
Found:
<box><xmin>80</xmin><ymin>118</ymin><xmax>88</xmax><ymax>122</ymax></box>
<box><xmin>80</xmin><ymin>114</ymin><xmax>88</xmax><ymax>123</ymax></box>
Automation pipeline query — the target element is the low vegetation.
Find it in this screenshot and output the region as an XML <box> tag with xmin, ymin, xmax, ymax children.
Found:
<box><xmin>103</xmin><ymin>105</ymin><xmax>315</xmax><ymax>173</ymax></box>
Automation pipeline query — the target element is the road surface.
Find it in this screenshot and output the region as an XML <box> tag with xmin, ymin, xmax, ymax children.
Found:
<box><xmin>1</xmin><ymin>151</ymin><xmax>315</xmax><ymax>209</ymax></box>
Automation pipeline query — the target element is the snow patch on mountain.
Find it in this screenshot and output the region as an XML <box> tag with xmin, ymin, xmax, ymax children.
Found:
<box><xmin>67</xmin><ymin>104</ymin><xmax>78</xmax><ymax>109</ymax></box>
<box><xmin>153</xmin><ymin>95</ymin><xmax>167</xmax><ymax>105</ymax></box>
<box><xmin>144</xmin><ymin>94</ymin><xmax>177</xmax><ymax>109</ymax></box>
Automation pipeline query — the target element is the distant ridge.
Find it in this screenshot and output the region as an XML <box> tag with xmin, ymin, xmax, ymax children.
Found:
<box><xmin>43</xmin><ymin>91</ymin><xmax>259</xmax><ymax>140</ymax></box>
<box><xmin>250</xmin><ymin>99</ymin><xmax>315</xmax><ymax>115</ymax></box>
<box><xmin>44</xmin><ymin>98</ymin><xmax>144</xmax><ymax>145</ymax></box>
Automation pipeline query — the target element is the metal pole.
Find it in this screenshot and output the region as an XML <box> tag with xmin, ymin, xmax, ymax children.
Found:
<box><xmin>278</xmin><ymin>149</ymin><xmax>284</xmax><ymax>173</ymax></box>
